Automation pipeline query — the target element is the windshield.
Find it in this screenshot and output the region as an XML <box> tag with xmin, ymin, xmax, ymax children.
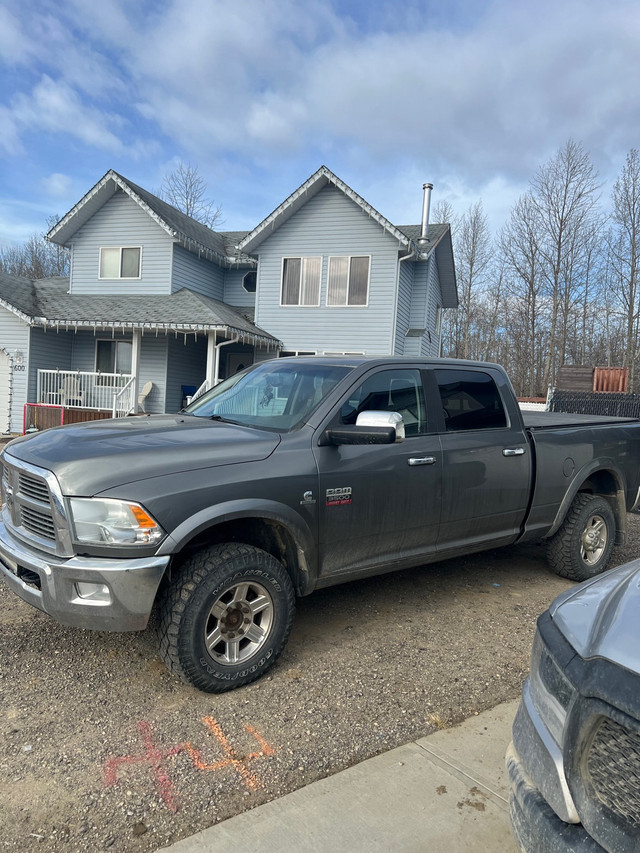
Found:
<box><xmin>184</xmin><ymin>361</ymin><xmax>352</xmax><ymax>430</ymax></box>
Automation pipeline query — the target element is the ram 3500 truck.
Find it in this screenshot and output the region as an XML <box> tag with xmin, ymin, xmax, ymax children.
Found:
<box><xmin>1</xmin><ymin>357</ymin><xmax>640</xmax><ymax>693</ymax></box>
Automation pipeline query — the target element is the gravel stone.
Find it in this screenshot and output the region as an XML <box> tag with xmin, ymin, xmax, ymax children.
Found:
<box><xmin>2</xmin><ymin>516</ymin><xmax>640</xmax><ymax>852</ymax></box>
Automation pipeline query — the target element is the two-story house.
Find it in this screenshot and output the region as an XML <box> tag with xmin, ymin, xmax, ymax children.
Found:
<box><xmin>0</xmin><ymin>166</ymin><xmax>457</xmax><ymax>433</ymax></box>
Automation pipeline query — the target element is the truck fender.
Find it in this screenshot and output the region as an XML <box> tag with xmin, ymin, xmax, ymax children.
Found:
<box><xmin>155</xmin><ymin>499</ymin><xmax>317</xmax><ymax>594</ymax></box>
<box><xmin>546</xmin><ymin>458</ymin><xmax>627</xmax><ymax>543</ymax></box>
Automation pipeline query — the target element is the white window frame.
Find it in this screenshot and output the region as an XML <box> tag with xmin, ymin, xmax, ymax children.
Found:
<box><xmin>323</xmin><ymin>351</ymin><xmax>365</xmax><ymax>356</ymax></box>
<box><xmin>242</xmin><ymin>270</ymin><xmax>257</xmax><ymax>293</ymax></box>
<box><xmin>326</xmin><ymin>255</ymin><xmax>370</xmax><ymax>307</ymax></box>
<box><xmin>280</xmin><ymin>256</ymin><xmax>322</xmax><ymax>307</ymax></box>
<box><xmin>435</xmin><ymin>306</ymin><xmax>443</xmax><ymax>336</ymax></box>
<box><xmin>99</xmin><ymin>246</ymin><xmax>142</xmax><ymax>280</ymax></box>
<box><xmin>278</xmin><ymin>350</ymin><xmax>317</xmax><ymax>357</ymax></box>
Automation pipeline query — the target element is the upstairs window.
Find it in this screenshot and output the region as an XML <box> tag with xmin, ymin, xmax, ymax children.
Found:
<box><xmin>243</xmin><ymin>270</ymin><xmax>257</xmax><ymax>293</ymax></box>
<box><xmin>99</xmin><ymin>247</ymin><xmax>141</xmax><ymax>279</ymax></box>
<box><xmin>281</xmin><ymin>257</ymin><xmax>321</xmax><ymax>306</ymax></box>
<box><xmin>327</xmin><ymin>256</ymin><xmax>370</xmax><ymax>306</ymax></box>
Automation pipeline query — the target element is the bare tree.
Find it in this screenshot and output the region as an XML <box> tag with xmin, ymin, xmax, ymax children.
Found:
<box><xmin>158</xmin><ymin>163</ymin><xmax>223</xmax><ymax>228</ymax></box>
<box><xmin>608</xmin><ymin>148</ymin><xmax>640</xmax><ymax>390</ymax></box>
<box><xmin>530</xmin><ymin>140</ymin><xmax>601</xmax><ymax>388</ymax></box>
<box><xmin>452</xmin><ymin>201</ymin><xmax>492</xmax><ymax>359</ymax></box>
<box><xmin>0</xmin><ymin>215</ymin><xmax>69</xmax><ymax>279</ymax></box>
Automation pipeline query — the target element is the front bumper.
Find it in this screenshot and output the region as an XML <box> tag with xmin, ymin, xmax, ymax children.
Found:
<box><xmin>507</xmin><ymin>741</ymin><xmax>606</xmax><ymax>853</ymax></box>
<box><xmin>0</xmin><ymin>518</ymin><xmax>169</xmax><ymax>631</ymax></box>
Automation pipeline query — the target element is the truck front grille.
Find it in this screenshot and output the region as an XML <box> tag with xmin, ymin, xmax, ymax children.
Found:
<box><xmin>1</xmin><ymin>456</ymin><xmax>72</xmax><ymax>556</ymax></box>
<box><xmin>18</xmin><ymin>472</ymin><xmax>51</xmax><ymax>504</ymax></box>
<box><xmin>587</xmin><ymin>717</ymin><xmax>640</xmax><ymax>825</ymax></box>
<box><xmin>20</xmin><ymin>506</ymin><xmax>57</xmax><ymax>541</ymax></box>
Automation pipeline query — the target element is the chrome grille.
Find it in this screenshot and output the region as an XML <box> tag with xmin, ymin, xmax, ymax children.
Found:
<box><xmin>587</xmin><ymin>717</ymin><xmax>640</xmax><ymax>824</ymax></box>
<box><xmin>20</xmin><ymin>506</ymin><xmax>56</xmax><ymax>541</ymax></box>
<box><xmin>18</xmin><ymin>472</ymin><xmax>50</xmax><ymax>504</ymax></box>
<box><xmin>0</xmin><ymin>456</ymin><xmax>72</xmax><ymax>556</ymax></box>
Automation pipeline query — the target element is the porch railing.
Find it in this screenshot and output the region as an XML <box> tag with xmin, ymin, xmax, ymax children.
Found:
<box><xmin>190</xmin><ymin>379</ymin><xmax>211</xmax><ymax>403</ymax></box>
<box><xmin>37</xmin><ymin>370</ymin><xmax>135</xmax><ymax>417</ymax></box>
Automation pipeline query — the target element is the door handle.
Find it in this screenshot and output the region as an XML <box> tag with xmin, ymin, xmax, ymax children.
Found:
<box><xmin>408</xmin><ymin>456</ymin><xmax>437</xmax><ymax>466</ymax></box>
<box><xmin>503</xmin><ymin>448</ymin><xmax>525</xmax><ymax>456</ymax></box>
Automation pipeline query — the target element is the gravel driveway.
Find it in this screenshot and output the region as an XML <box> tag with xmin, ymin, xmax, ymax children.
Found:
<box><xmin>2</xmin><ymin>517</ymin><xmax>639</xmax><ymax>852</ymax></box>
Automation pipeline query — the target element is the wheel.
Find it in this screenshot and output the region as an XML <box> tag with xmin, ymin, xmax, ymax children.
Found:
<box><xmin>546</xmin><ymin>493</ymin><xmax>615</xmax><ymax>581</ymax></box>
<box><xmin>157</xmin><ymin>543</ymin><xmax>295</xmax><ymax>693</ymax></box>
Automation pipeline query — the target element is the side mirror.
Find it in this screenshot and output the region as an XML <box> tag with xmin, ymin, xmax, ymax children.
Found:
<box><xmin>356</xmin><ymin>411</ymin><xmax>405</xmax><ymax>441</ymax></box>
<box><xmin>319</xmin><ymin>411</ymin><xmax>405</xmax><ymax>446</ymax></box>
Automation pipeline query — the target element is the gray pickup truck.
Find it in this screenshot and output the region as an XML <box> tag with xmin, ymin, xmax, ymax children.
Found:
<box><xmin>1</xmin><ymin>357</ymin><xmax>640</xmax><ymax>693</ymax></box>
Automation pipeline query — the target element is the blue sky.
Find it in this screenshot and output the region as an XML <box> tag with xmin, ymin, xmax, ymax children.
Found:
<box><xmin>1</xmin><ymin>0</ymin><xmax>639</xmax><ymax>247</ymax></box>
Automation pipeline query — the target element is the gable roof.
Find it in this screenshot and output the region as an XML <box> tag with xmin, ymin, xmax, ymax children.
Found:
<box><xmin>0</xmin><ymin>274</ymin><xmax>279</xmax><ymax>346</ymax></box>
<box><xmin>238</xmin><ymin>165</ymin><xmax>414</xmax><ymax>254</ymax></box>
<box><xmin>47</xmin><ymin>171</ymin><xmax>253</xmax><ymax>267</ymax></box>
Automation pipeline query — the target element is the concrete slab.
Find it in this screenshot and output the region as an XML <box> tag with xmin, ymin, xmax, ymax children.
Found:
<box><xmin>158</xmin><ymin>700</ymin><xmax>519</xmax><ymax>853</ymax></box>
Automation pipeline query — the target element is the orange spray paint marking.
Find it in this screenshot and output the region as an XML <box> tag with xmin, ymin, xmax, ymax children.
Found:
<box><xmin>103</xmin><ymin>717</ymin><xmax>275</xmax><ymax>812</ymax></box>
<box><xmin>183</xmin><ymin>716</ymin><xmax>274</xmax><ymax>792</ymax></box>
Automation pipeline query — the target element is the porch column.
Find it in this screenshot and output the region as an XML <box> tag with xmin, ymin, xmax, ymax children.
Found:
<box><xmin>206</xmin><ymin>331</ymin><xmax>217</xmax><ymax>388</ymax></box>
<box><xmin>131</xmin><ymin>329</ymin><xmax>141</xmax><ymax>411</ymax></box>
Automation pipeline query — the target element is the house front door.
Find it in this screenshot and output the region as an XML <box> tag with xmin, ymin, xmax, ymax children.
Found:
<box><xmin>227</xmin><ymin>353</ymin><xmax>253</xmax><ymax>376</ymax></box>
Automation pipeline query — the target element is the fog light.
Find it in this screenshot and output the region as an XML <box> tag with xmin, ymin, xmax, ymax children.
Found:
<box><xmin>75</xmin><ymin>582</ymin><xmax>111</xmax><ymax>603</ymax></box>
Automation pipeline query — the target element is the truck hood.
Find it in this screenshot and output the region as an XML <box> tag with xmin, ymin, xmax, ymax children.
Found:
<box><xmin>4</xmin><ymin>415</ymin><xmax>281</xmax><ymax>496</ymax></box>
<box><xmin>549</xmin><ymin>558</ymin><xmax>640</xmax><ymax>676</ymax></box>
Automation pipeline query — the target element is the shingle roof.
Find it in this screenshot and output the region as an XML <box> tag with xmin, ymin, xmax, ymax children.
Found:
<box><xmin>0</xmin><ymin>274</ymin><xmax>279</xmax><ymax>346</ymax></box>
<box><xmin>47</xmin><ymin>171</ymin><xmax>254</xmax><ymax>267</ymax></box>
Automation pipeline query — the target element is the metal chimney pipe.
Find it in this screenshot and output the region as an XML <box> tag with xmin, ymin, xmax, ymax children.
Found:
<box><xmin>418</xmin><ymin>182</ymin><xmax>433</xmax><ymax>246</ymax></box>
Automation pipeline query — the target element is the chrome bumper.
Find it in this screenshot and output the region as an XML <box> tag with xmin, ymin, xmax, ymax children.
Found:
<box><xmin>0</xmin><ymin>519</ymin><xmax>169</xmax><ymax>631</ymax></box>
<box><xmin>512</xmin><ymin>682</ymin><xmax>579</xmax><ymax>824</ymax></box>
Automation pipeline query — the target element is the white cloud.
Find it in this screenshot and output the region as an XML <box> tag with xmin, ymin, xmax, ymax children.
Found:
<box><xmin>41</xmin><ymin>172</ymin><xmax>73</xmax><ymax>197</ymax></box>
<box><xmin>10</xmin><ymin>75</ymin><xmax>129</xmax><ymax>153</ymax></box>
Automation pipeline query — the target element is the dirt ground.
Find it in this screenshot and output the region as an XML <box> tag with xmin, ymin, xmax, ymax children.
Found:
<box><xmin>1</xmin><ymin>517</ymin><xmax>639</xmax><ymax>852</ymax></box>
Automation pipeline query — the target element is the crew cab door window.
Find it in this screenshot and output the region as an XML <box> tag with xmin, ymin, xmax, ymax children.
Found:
<box><xmin>433</xmin><ymin>367</ymin><xmax>531</xmax><ymax>553</ymax></box>
<box><xmin>435</xmin><ymin>369</ymin><xmax>507</xmax><ymax>431</ymax></box>
<box><xmin>339</xmin><ymin>369</ymin><xmax>427</xmax><ymax>436</ymax></box>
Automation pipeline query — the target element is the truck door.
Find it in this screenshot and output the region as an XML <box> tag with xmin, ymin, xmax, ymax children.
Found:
<box><xmin>433</xmin><ymin>367</ymin><xmax>531</xmax><ymax>553</ymax></box>
<box><xmin>313</xmin><ymin>367</ymin><xmax>442</xmax><ymax>579</ymax></box>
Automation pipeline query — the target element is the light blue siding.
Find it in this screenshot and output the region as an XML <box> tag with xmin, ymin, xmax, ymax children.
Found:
<box><xmin>69</xmin><ymin>192</ymin><xmax>173</xmax><ymax>295</ymax></box>
<box><xmin>394</xmin><ymin>260</ymin><xmax>414</xmax><ymax>355</ymax></box>
<box><xmin>139</xmin><ymin>335</ymin><xmax>170</xmax><ymax>414</ymax></box>
<box><xmin>1</xmin><ymin>307</ymin><xmax>30</xmax><ymax>432</ymax></box>
<box><xmin>172</xmin><ymin>244</ymin><xmax>224</xmax><ymax>299</ymax></box>
<box><xmin>28</xmin><ymin>327</ymin><xmax>74</xmax><ymax>404</ymax></box>
<box><xmin>223</xmin><ymin>268</ymin><xmax>257</xmax><ymax>308</ymax></box>
<box><xmin>255</xmin><ymin>186</ymin><xmax>404</xmax><ymax>355</ymax></box>
<box><xmin>165</xmin><ymin>335</ymin><xmax>207</xmax><ymax>414</ymax></box>
<box><xmin>422</xmin><ymin>255</ymin><xmax>443</xmax><ymax>357</ymax></box>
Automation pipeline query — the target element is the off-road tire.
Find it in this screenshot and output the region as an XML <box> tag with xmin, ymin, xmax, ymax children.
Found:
<box><xmin>546</xmin><ymin>493</ymin><xmax>615</xmax><ymax>581</ymax></box>
<box><xmin>157</xmin><ymin>543</ymin><xmax>295</xmax><ymax>693</ymax></box>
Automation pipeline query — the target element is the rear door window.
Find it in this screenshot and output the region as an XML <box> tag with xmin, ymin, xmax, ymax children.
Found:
<box><xmin>435</xmin><ymin>369</ymin><xmax>507</xmax><ymax>431</ymax></box>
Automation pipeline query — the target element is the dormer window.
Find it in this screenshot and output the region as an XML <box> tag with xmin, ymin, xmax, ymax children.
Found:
<box><xmin>243</xmin><ymin>270</ymin><xmax>257</xmax><ymax>293</ymax></box>
<box><xmin>99</xmin><ymin>247</ymin><xmax>141</xmax><ymax>279</ymax></box>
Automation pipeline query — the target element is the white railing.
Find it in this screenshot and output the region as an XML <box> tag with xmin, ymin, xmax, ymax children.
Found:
<box><xmin>112</xmin><ymin>377</ymin><xmax>136</xmax><ymax>417</ymax></box>
<box><xmin>37</xmin><ymin>370</ymin><xmax>135</xmax><ymax>416</ymax></box>
<box><xmin>190</xmin><ymin>379</ymin><xmax>211</xmax><ymax>403</ymax></box>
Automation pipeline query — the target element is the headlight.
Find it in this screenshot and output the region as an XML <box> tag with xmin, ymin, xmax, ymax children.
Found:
<box><xmin>529</xmin><ymin>631</ymin><xmax>575</xmax><ymax>744</ymax></box>
<box><xmin>69</xmin><ymin>498</ymin><xmax>164</xmax><ymax>546</ymax></box>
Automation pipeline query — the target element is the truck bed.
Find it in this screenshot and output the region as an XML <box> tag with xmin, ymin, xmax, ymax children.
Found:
<box><xmin>521</xmin><ymin>411</ymin><xmax>640</xmax><ymax>430</ymax></box>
